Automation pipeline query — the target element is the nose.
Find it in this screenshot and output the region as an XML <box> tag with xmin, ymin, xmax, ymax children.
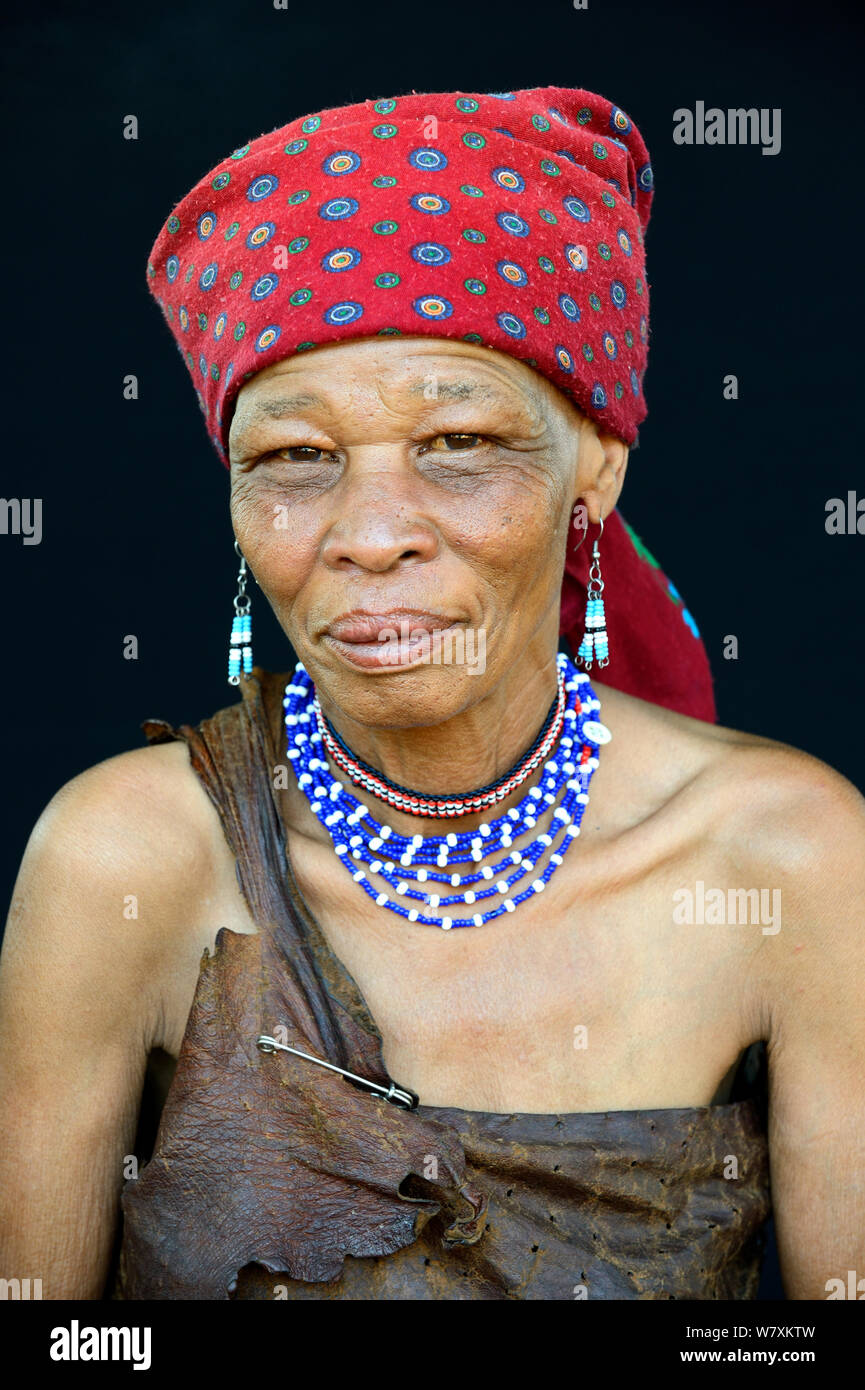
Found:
<box><xmin>320</xmin><ymin>465</ymin><xmax>439</xmax><ymax>574</ymax></box>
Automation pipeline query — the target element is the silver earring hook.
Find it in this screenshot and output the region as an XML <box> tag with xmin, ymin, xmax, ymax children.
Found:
<box><xmin>233</xmin><ymin>539</ymin><xmax>251</xmax><ymax>615</ymax></box>
<box><xmin>572</xmin><ymin>510</ymin><xmax>605</xmax><ymax>555</ymax></box>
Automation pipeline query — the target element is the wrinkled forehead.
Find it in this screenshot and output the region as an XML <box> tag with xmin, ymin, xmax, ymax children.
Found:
<box><xmin>228</xmin><ymin>334</ymin><xmax>579</xmax><ymax>443</ymax></box>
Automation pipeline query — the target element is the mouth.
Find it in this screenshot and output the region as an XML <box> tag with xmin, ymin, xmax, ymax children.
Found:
<box><xmin>321</xmin><ymin>609</ymin><xmax>464</xmax><ymax>671</ymax></box>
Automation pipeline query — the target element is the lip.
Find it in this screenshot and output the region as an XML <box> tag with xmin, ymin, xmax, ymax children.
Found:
<box><xmin>321</xmin><ymin>609</ymin><xmax>465</xmax><ymax>671</ymax></box>
<box><xmin>326</xmin><ymin>609</ymin><xmax>455</xmax><ymax>642</ymax></box>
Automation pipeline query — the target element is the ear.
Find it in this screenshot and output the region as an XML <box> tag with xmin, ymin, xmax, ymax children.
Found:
<box><xmin>573</xmin><ymin>426</ymin><xmax>630</xmax><ymax>524</ymax></box>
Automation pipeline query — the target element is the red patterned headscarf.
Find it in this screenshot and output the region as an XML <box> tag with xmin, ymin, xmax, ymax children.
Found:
<box><xmin>146</xmin><ymin>85</ymin><xmax>716</xmax><ymax>721</ymax></box>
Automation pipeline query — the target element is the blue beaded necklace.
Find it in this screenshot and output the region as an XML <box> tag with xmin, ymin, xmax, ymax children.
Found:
<box><xmin>283</xmin><ymin>653</ymin><xmax>610</xmax><ymax>930</ymax></box>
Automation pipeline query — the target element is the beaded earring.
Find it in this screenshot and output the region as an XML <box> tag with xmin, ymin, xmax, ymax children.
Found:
<box><xmin>574</xmin><ymin>514</ymin><xmax>610</xmax><ymax>670</ymax></box>
<box><xmin>227</xmin><ymin>539</ymin><xmax>253</xmax><ymax>685</ymax></box>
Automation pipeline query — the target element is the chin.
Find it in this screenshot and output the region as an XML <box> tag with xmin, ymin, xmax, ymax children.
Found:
<box><xmin>310</xmin><ymin>655</ymin><xmax>488</xmax><ymax>731</ymax></box>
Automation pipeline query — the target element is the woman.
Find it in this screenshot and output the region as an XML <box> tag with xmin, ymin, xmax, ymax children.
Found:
<box><xmin>1</xmin><ymin>84</ymin><xmax>862</xmax><ymax>1301</ymax></box>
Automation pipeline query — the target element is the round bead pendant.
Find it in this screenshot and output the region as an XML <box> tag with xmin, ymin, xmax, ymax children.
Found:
<box><xmin>581</xmin><ymin>720</ymin><xmax>612</xmax><ymax>745</ymax></box>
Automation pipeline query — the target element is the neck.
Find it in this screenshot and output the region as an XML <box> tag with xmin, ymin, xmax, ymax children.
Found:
<box><xmin>313</xmin><ymin>644</ymin><xmax>563</xmax><ymax>840</ymax></box>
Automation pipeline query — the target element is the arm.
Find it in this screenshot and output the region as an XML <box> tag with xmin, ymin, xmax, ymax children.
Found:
<box><xmin>747</xmin><ymin>750</ymin><xmax>865</xmax><ymax>1299</ymax></box>
<box><xmin>0</xmin><ymin>743</ymin><xmax>213</xmax><ymax>1299</ymax></box>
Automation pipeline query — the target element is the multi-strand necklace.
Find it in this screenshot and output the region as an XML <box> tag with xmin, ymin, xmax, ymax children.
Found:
<box><xmin>313</xmin><ymin>670</ymin><xmax>567</xmax><ymax>818</ymax></box>
<box><xmin>283</xmin><ymin>653</ymin><xmax>610</xmax><ymax>930</ymax></box>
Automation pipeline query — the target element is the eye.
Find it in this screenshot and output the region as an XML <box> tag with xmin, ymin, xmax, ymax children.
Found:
<box><xmin>270</xmin><ymin>445</ymin><xmax>330</xmax><ymax>462</ymax></box>
<box><xmin>426</xmin><ymin>433</ymin><xmax>484</xmax><ymax>452</ymax></box>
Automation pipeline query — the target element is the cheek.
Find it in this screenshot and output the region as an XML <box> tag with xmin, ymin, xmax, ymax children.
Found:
<box><xmin>446</xmin><ymin>475</ymin><xmax>567</xmax><ymax>581</ymax></box>
<box><xmin>230</xmin><ymin>479</ymin><xmax>320</xmax><ymax>601</ymax></box>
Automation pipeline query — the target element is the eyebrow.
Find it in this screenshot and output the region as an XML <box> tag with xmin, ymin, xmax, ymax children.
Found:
<box><xmin>406</xmin><ymin>379</ymin><xmax>503</xmax><ymax>403</ymax></box>
<box><xmin>239</xmin><ymin>393</ymin><xmax>328</xmax><ymax>423</ymax></box>
<box><xmin>233</xmin><ymin>377</ymin><xmax>520</xmax><ymax>444</ymax></box>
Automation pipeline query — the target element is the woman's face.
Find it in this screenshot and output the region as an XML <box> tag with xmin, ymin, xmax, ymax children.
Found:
<box><xmin>228</xmin><ymin>335</ymin><xmax>622</xmax><ymax>729</ymax></box>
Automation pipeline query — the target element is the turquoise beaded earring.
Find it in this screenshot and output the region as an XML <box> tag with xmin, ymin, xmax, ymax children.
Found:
<box><xmin>574</xmin><ymin>513</ymin><xmax>610</xmax><ymax>670</ymax></box>
<box><xmin>227</xmin><ymin>539</ymin><xmax>253</xmax><ymax>685</ymax></box>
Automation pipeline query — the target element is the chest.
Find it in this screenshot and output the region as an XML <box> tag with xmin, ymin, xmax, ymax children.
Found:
<box><xmin>278</xmin><ymin>818</ymin><xmax>756</xmax><ymax>1113</ymax></box>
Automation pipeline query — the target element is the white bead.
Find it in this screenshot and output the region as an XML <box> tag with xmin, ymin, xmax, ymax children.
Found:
<box><xmin>428</xmin><ymin>894</ymin><xmax>440</xmax><ymax>909</ymax></box>
<box><xmin>465</xmin><ymin>890</ymin><xmax>476</xmax><ymax>903</ymax></box>
<box><xmin>510</xmin><ymin>851</ymin><xmax>521</xmax><ymax>864</ymax></box>
<box><xmin>349</xmin><ymin>835</ymin><xmax>362</xmax><ymax>847</ymax></box>
<box><xmin>441</xmin><ymin>918</ymin><xmax>453</xmax><ymax>930</ymax></box>
<box><xmin>550</xmin><ymin>853</ymin><xmax>563</xmax><ymax>865</ymax></box>
<box><xmin>298</xmin><ymin>773</ymin><xmax>312</xmax><ymax>787</ymax></box>
<box><xmin>446</xmin><ymin>833</ymin><xmax>457</xmax><ymax>847</ymax></box>
<box><xmin>370</xmin><ymin>860</ymin><xmax>383</xmax><ymax>873</ymax></box>
<box><xmin>508</xmin><ymin>809</ymin><xmax>520</xmax><ymax>821</ymax></box>
<box><xmin>408</xmin><ymin>909</ymin><xmax>419</xmax><ymax>922</ymax></box>
<box><xmin>396</xmin><ymin>881</ymin><xmax>409</xmax><ymax>895</ymax></box>
<box><xmin>437</xmin><ymin>854</ymin><xmax>448</xmax><ymax>867</ymax></box>
<box><xmin>417</xmin><ymin>869</ymin><xmax>428</xmax><ymax>882</ymax></box>
<box><xmin>582</xmin><ymin>719</ymin><xmax>611</xmax><ymax>744</ymax></box>
<box><xmin>412</xmin><ymin>834</ymin><xmax>423</xmax><ymax>848</ymax></box>
<box><xmin>471</xmin><ymin>837</ymin><xmax>482</xmax><ymax>850</ymax></box>
<box><xmin>352</xmin><ymin>870</ymin><xmax>365</xmax><ymax>881</ymax></box>
<box><xmin>471</xmin><ymin>849</ymin><xmax>482</xmax><ymax>862</ymax></box>
<box><xmin>473</xmin><ymin>914</ymin><xmax>483</xmax><ymax>927</ymax></box>
<box><xmin>567</xmin><ymin>825</ymin><xmax>580</xmax><ymax>837</ymax></box>
<box><xmin>335</xmin><ymin>844</ymin><xmax>348</xmax><ymax>855</ymax></box>
<box><xmin>375</xmin><ymin>893</ymin><xmax>387</xmax><ymax>906</ymax></box>
<box><xmin>497</xmin><ymin>880</ymin><xmax>509</xmax><ymax>894</ymax></box>
<box><xmin>450</xmin><ymin>873</ymin><xmax>460</xmax><ymax>886</ymax></box>
<box><xmin>400</xmin><ymin>853</ymin><xmax>412</xmax><ymax>866</ymax></box>
<box><xmin>554</xmin><ymin>808</ymin><xmax>571</xmax><ymax>822</ymax></box>
<box><xmin>479</xmin><ymin>824</ymin><xmax>491</xmax><ymax>837</ymax></box>
<box><xmin>521</xmin><ymin>859</ymin><xmax>534</xmax><ymax>871</ymax></box>
<box><xmin>539</xmin><ymin>834</ymin><xmax>552</xmax><ymax>847</ymax></box>
<box><xmin>384</xmin><ymin>862</ymin><xmax>396</xmax><ymax>874</ymax></box>
<box><xmin>504</xmin><ymin>900</ymin><xmax>515</xmax><ymax>912</ymax></box>
<box><xmin>481</xmin><ymin>866</ymin><xmax>494</xmax><ymax>880</ymax></box>
<box><xmin>370</xmin><ymin>837</ymin><xmax>383</xmax><ymax>850</ymax></box>
<box><xmin>380</xmin><ymin>826</ymin><xmax>392</xmax><ymax>839</ymax></box>
<box><xmin>532</xmin><ymin>879</ymin><xmax>544</xmax><ymax>893</ymax></box>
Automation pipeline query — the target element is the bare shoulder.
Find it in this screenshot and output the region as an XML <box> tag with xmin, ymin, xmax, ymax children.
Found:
<box><xmin>21</xmin><ymin>739</ymin><xmax>229</xmax><ymax>927</ymax></box>
<box><xmin>598</xmin><ymin>678</ymin><xmax>865</xmax><ymax>939</ymax></box>
<box><xmin>0</xmin><ymin>739</ymin><xmax>257</xmax><ymax>1296</ymax></box>
<box><xmin>2</xmin><ymin>738</ymin><xmax>251</xmax><ymax>1054</ymax></box>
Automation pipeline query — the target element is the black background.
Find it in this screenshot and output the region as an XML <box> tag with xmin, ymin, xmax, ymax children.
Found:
<box><xmin>1</xmin><ymin>0</ymin><xmax>863</xmax><ymax>1302</ymax></box>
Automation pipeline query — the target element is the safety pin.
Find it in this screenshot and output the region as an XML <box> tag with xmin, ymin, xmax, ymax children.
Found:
<box><xmin>255</xmin><ymin>1034</ymin><xmax>419</xmax><ymax>1110</ymax></box>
